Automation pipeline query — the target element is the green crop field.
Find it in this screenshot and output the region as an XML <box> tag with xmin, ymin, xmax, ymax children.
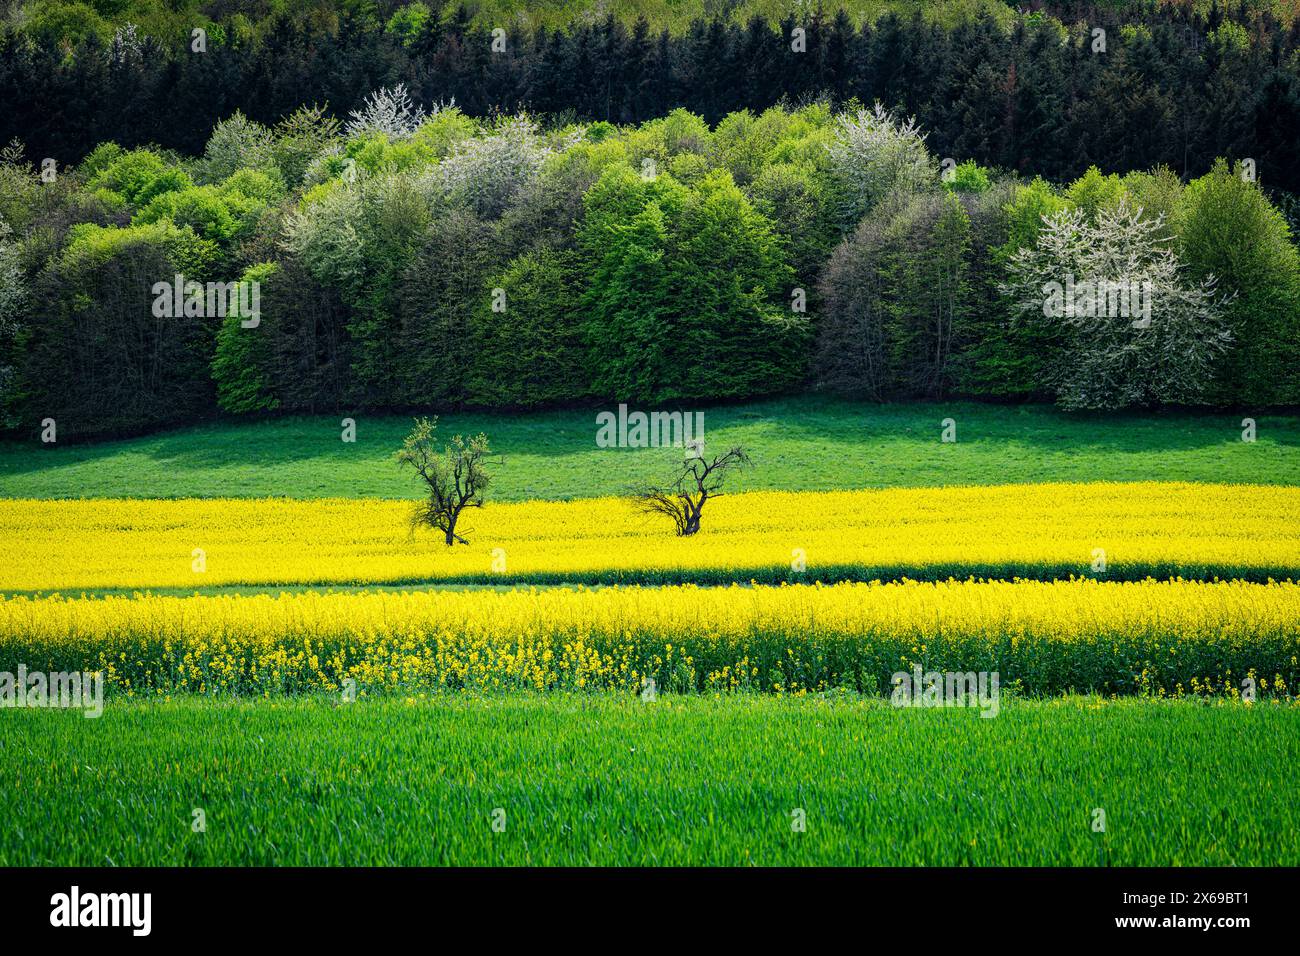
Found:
<box><xmin>2</xmin><ymin>399</ymin><xmax>1295</xmax><ymax>500</ymax></box>
<box><xmin>2</xmin><ymin>695</ymin><xmax>1296</xmax><ymax>867</ymax></box>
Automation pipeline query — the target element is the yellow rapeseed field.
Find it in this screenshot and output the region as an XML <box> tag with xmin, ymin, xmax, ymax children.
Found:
<box><xmin>1</xmin><ymin>482</ymin><xmax>1297</xmax><ymax>591</ymax></box>
<box><xmin>0</xmin><ymin>579</ymin><xmax>1295</xmax><ymax>697</ymax></box>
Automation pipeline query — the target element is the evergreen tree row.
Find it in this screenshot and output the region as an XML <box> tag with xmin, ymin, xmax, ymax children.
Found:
<box><xmin>4</xmin><ymin>8</ymin><xmax>1300</xmax><ymax>193</ymax></box>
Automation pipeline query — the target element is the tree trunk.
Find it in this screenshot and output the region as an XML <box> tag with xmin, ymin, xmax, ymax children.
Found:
<box><xmin>682</xmin><ymin>501</ymin><xmax>703</xmax><ymax>535</ymax></box>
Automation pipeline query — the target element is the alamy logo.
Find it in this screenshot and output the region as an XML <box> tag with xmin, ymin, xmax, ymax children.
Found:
<box><xmin>596</xmin><ymin>404</ymin><xmax>704</xmax><ymax>450</ymax></box>
<box><xmin>151</xmin><ymin>274</ymin><xmax>261</xmax><ymax>326</ymax></box>
<box><xmin>50</xmin><ymin>886</ymin><xmax>151</xmax><ymax>936</ymax></box>
<box><xmin>891</xmin><ymin>667</ymin><xmax>1000</xmax><ymax>718</ymax></box>
<box><xmin>0</xmin><ymin>665</ymin><xmax>103</xmax><ymax>717</ymax></box>
<box><xmin>1042</xmin><ymin>274</ymin><xmax>1152</xmax><ymax>327</ymax></box>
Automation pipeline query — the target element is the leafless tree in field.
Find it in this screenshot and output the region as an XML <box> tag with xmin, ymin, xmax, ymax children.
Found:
<box><xmin>633</xmin><ymin>444</ymin><xmax>751</xmax><ymax>536</ymax></box>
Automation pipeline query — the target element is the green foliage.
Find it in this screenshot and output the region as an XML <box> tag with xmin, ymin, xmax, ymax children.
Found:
<box><xmin>87</xmin><ymin>149</ymin><xmax>190</xmax><ymax>207</ymax></box>
<box><xmin>62</xmin><ymin>219</ymin><xmax>215</xmax><ymax>274</ymax></box>
<box><xmin>0</xmin><ymin>144</ymin><xmax>43</xmax><ymax>237</ymax></box>
<box><xmin>623</xmin><ymin>108</ymin><xmax>713</xmax><ymax>174</ymax></box>
<box><xmin>580</xmin><ymin>165</ymin><xmax>806</xmax><ymax>403</ymax></box>
<box><xmin>1122</xmin><ymin>166</ymin><xmax>1184</xmax><ymax>229</ymax></box>
<box><xmin>734</xmin><ymin>106</ymin><xmax>838</xmax><ymax>289</ymax></box>
<box><xmin>17</xmin><ymin>221</ymin><xmax>219</xmax><ymax>439</ymax></box>
<box><xmin>270</xmin><ymin>105</ymin><xmax>342</xmax><ymax>189</ymax></box>
<box><xmin>585</xmin><ymin>121</ymin><xmax>617</xmax><ymax>143</ymax></box>
<box><xmin>197</xmin><ymin>112</ymin><xmax>275</xmax><ymax>184</ymax></box>
<box><xmin>998</xmin><ymin>178</ymin><xmax>1069</xmax><ymax>260</ymax></box>
<box><xmin>135</xmin><ymin>168</ymin><xmax>194</xmax><ymax>207</ymax></box>
<box><xmin>406</xmin><ymin>108</ymin><xmax>479</xmax><ymax>160</ymax></box>
<box><xmin>221</xmin><ymin>168</ymin><xmax>286</xmax><ymax>205</ymax></box>
<box><xmin>287</xmin><ymin>173</ymin><xmax>435</xmax><ymax>406</ymax></box>
<box><xmin>749</xmin><ymin>162</ymin><xmax>836</xmax><ymax>290</ymax></box>
<box><xmin>134</xmin><ymin>186</ymin><xmax>239</xmax><ymax>245</ymax></box>
<box><xmin>496</xmin><ymin>138</ymin><xmax>629</xmax><ymax>259</ymax></box>
<box><xmin>941</xmin><ymin>177</ymin><xmax>1073</xmax><ymax>399</ymax></box>
<box><xmin>1209</xmin><ymin>20</ymin><xmax>1252</xmax><ymax>55</ymax></box>
<box><xmin>341</xmin><ymin>132</ymin><xmax>432</xmax><ymax>177</ymax></box>
<box><xmin>0</xmin><ymin>221</ymin><xmax>23</xmax><ymax>428</ymax></box>
<box><xmin>245</xmin><ymin>254</ymin><xmax>352</xmax><ymax>415</ymax></box>
<box><xmin>470</xmin><ymin>248</ymin><xmax>589</xmax><ymax>407</ymax></box>
<box><xmin>308</xmin><ymin>109</ymin><xmax>476</xmax><ymax>188</ymax></box>
<box><xmin>4</xmin><ymin>0</ymin><xmax>1145</xmax><ymax>45</ymax></box>
<box><xmin>384</xmin><ymin>2</ymin><xmax>430</xmax><ymax>45</ymax></box>
<box><xmin>1177</xmin><ymin>160</ymin><xmax>1300</xmax><ymax>405</ymax></box>
<box><xmin>396</xmin><ymin>415</ymin><xmax>492</xmax><ymax>545</ymax></box>
<box><xmin>944</xmin><ymin>161</ymin><xmax>992</xmax><ymax>194</ymax></box>
<box><xmin>78</xmin><ymin>142</ymin><xmax>126</xmax><ymax>179</ymax></box>
<box><xmin>1065</xmin><ymin>166</ymin><xmax>1127</xmax><ymax>222</ymax></box>
<box><xmin>212</xmin><ymin>262</ymin><xmax>280</xmax><ymax>415</ymax></box>
<box><xmin>396</xmin><ymin>208</ymin><xmax>502</xmax><ymax>407</ymax></box>
<box><xmin>818</xmin><ymin>191</ymin><xmax>974</xmax><ymax>398</ymax></box>
<box><xmin>884</xmin><ymin>192</ymin><xmax>973</xmax><ymax>397</ymax></box>
<box><xmin>953</xmin><ymin>182</ymin><xmax>1061</xmax><ymax>400</ymax></box>
<box><xmin>24</xmin><ymin>0</ymin><xmax>111</xmax><ymax>45</ymax></box>
<box><xmin>6</xmin><ymin>101</ymin><xmax>1300</xmax><ymax>438</ymax></box>
<box><xmin>347</xmin><ymin>176</ymin><xmax>434</xmax><ymax>405</ymax></box>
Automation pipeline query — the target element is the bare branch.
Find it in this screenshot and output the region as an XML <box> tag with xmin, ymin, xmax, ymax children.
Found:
<box><xmin>631</xmin><ymin>445</ymin><xmax>751</xmax><ymax>536</ymax></box>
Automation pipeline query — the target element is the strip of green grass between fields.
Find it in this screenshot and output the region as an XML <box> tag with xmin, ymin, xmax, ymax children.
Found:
<box><xmin>5</xmin><ymin>562</ymin><xmax>1297</xmax><ymax>599</ymax></box>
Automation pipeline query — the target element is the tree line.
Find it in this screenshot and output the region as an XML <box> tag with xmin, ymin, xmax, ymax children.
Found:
<box><xmin>1</xmin><ymin>90</ymin><xmax>1296</xmax><ymax>442</ymax></box>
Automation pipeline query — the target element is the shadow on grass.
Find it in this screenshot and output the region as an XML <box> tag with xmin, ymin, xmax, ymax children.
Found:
<box><xmin>2</xmin><ymin>398</ymin><xmax>1297</xmax><ymax>498</ymax></box>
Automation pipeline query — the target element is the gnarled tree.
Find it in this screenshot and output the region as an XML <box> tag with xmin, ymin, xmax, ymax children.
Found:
<box><xmin>396</xmin><ymin>417</ymin><xmax>492</xmax><ymax>545</ymax></box>
<box><xmin>634</xmin><ymin>445</ymin><xmax>751</xmax><ymax>536</ymax></box>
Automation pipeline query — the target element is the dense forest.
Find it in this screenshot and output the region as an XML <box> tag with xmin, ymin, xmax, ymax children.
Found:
<box><xmin>1</xmin><ymin>92</ymin><xmax>1296</xmax><ymax>440</ymax></box>
<box><xmin>1</xmin><ymin>1</ymin><xmax>1298</xmax><ymax>441</ymax></box>
<box><xmin>10</xmin><ymin>1</ymin><xmax>1300</xmax><ymax>38</ymax></box>
<box><xmin>3</xmin><ymin>2</ymin><xmax>1300</xmax><ymax>193</ymax></box>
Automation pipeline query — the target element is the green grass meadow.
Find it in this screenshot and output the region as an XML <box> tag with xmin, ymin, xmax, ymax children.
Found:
<box><xmin>2</xmin><ymin>695</ymin><xmax>1295</xmax><ymax>866</ymax></box>
<box><xmin>2</xmin><ymin>399</ymin><xmax>1296</xmax><ymax>500</ymax></box>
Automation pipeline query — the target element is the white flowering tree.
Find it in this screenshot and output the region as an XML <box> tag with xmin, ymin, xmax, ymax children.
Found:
<box><xmin>1000</xmin><ymin>201</ymin><xmax>1231</xmax><ymax>409</ymax></box>
<box><xmin>345</xmin><ymin>84</ymin><xmax>437</xmax><ymax>141</ymax></box>
<box><xmin>827</xmin><ymin>103</ymin><xmax>937</xmax><ymax>229</ymax></box>
<box><xmin>108</xmin><ymin>23</ymin><xmax>144</xmax><ymax>66</ymax></box>
<box><xmin>198</xmin><ymin>111</ymin><xmax>275</xmax><ymax>183</ymax></box>
<box><xmin>0</xmin><ymin>218</ymin><xmax>23</xmax><ymax>426</ymax></box>
<box><xmin>436</xmin><ymin>116</ymin><xmax>556</xmax><ymax>219</ymax></box>
<box><xmin>283</xmin><ymin>182</ymin><xmax>365</xmax><ymax>294</ymax></box>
